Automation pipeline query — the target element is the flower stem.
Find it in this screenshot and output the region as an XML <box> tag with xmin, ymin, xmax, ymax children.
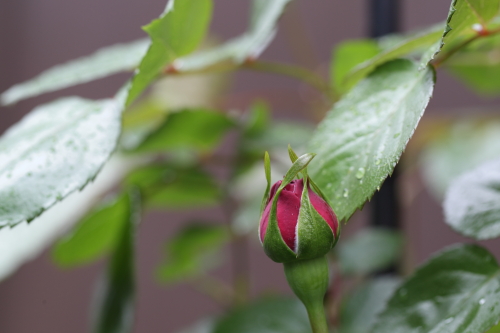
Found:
<box><xmin>283</xmin><ymin>256</ymin><xmax>330</xmax><ymax>333</ymax></box>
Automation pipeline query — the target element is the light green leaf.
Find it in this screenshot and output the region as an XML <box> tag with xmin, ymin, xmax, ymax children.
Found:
<box><xmin>0</xmin><ymin>39</ymin><xmax>149</xmax><ymax>106</ymax></box>
<box><xmin>131</xmin><ymin>109</ymin><xmax>234</xmax><ymax>153</ymax></box>
<box><xmin>309</xmin><ymin>59</ymin><xmax>435</xmax><ymax>222</ymax></box>
<box><xmin>157</xmin><ymin>224</ymin><xmax>229</xmax><ymax>283</ymax></box>
<box><xmin>53</xmin><ymin>192</ymin><xmax>133</xmax><ymax>267</ymax></box>
<box><xmin>337</xmin><ymin>228</ymin><xmax>403</xmax><ymax>275</ymax></box>
<box><xmin>125</xmin><ymin>164</ymin><xmax>220</xmax><ymax>209</ymax></box>
<box><xmin>340</xmin><ymin>277</ymin><xmax>401</xmax><ymax>333</ymax></box>
<box><xmin>126</xmin><ymin>0</ymin><xmax>213</xmax><ymax>105</ymax></box>
<box><xmin>332</xmin><ymin>39</ymin><xmax>380</xmax><ymax>94</ymax></box>
<box><xmin>444</xmin><ymin>158</ymin><xmax>500</xmax><ymax>240</ymax></box>
<box><xmin>173</xmin><ymin>0</ymin><xmax>292</xmax><ymax>72</ymax></box>
<box><xmin>372</xmin><ymin>244</ymin><xmax>500</xmax><ymax>333</ymax></box>
<box><xmin>420</xmin><ymin>119</ymin><xmax>500</xmax><ymax>199</ymax></box>
<box><xmin>446</xmin><ymin>35</ymin><xmax>500</xmax><ymax>94</ymax></box>
<box><xmin>486</xmin><ymin>321</ymin><xmax>500</xmax><ymax>333</ymax></box>
<box><xmin>93</xmin><ymin>189</ymin><xmax>140</xmax><ymax>333</ymax></box>
<box><xmin>0</xmin><ymin>97</ymin><xmax>123</xmax><ymax>228</ymax></box>
<box><xmin>0</xmin><ymin>156</ymin><xmax>139</xmax><ymax>282</ymax></box>
<box><xmin>342</xmin><ymin>25</ymin><xmax>442</xmax><ymax>90</ymax></box>
<box><xmin>212</xmin><ymin>297</ymin><xmax>311</xmax><ymax>333</ymax></box>
<box><xmin>425</xmin><ymin>0</ymin><xmax>500</xmax><ymax>66</ymax></box>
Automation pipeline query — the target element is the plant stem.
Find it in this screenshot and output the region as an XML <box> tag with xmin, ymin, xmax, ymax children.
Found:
<box><xmin>166</xmin><ymin>60</ymin><xmax>336</xmax><ymax>102</ymax></box>
<box><xmin>306</xmin><ymin>301</ymin><xmax>330</xmax><ymax>333</ymax></box>
<box><xmin>242</xmin><ymin>60</ymin><xmax>336</xmax><ymax>102</ymax></box>
<box><xmin>283</xmin><ymin>256</ymin><xmax>330</xmax><ymax>333</ymax></box>
<box><xmin>432</xmin><ymin>26</ymin><xmax>500</xmax><ymax>68</ymax></box>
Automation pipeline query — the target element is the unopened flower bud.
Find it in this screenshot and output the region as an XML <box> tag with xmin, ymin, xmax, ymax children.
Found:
<box><xmin>258</xmin><ymin>151</ymin><xmax>340</xmax><ymax>263</ymax></box>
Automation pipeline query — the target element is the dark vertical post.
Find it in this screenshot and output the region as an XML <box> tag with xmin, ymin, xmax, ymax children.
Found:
<box><xmin>369</xmin><ymin>0</ymin><xmax>400</xmax><ymax>231</ymax></box>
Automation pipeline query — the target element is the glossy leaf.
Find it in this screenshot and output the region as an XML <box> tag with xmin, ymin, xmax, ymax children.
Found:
<box><xmin>426</xmin><ymin>0</ymin><xmax>500</xmax><ymax>65</ymax></box>
<box><xmin>0</xmin><ymin>156</ymin><xmax>139</xmax><ymax>282</ymax></box>
<box><xmin>0</xmin><ymin>39</ymin><xmax>149</xmax><ymax>105</ymax></box>
<box><xmin>309</xmin><ymin>59</ymin><xmax>435</xmax><ymax>222</ymax></box>
<box><xmin>157</xmin><ymin>224</ymin><xmax>229</xmax><ymax>283</ymax></box>
<box><xmin>212</xmin><ymin>297</ymin><xmax>311</xmax><ymax>333</ymax></box>
<box><xmin>444</xmin><ymin>158</ymin><xmax>500</xmax><ymax>240</ymax></box>
<box><xmin>131</xmin><ymin>109</ymin><xmax>234</xmax><ymax>153</ymax></box>
<box><xmin>337</xmin><ymin>228</ymin><xmax>403</xmax><ymax>275</ymax></box>
<box><xmin>372</xmin><ymin>244</ymin><xmax>500</xmax><ymax>333</ymax></box>
<box><xmin>53</xmin><ymin>193</ymin><xmax>133</xmax><ymax>267</ymax></box>
<box><xmin>332</xmin><ymin>39</ymin><xmax>380</xmax><ymax>94</ymax></box>
<box><xmin>342</xmin><ymin>26</ymin><xmax>441</xmax><ymax>90</ymax></box>
<box><xmin>125</xmin><ymin>164</ymin><xmax>220</xmax><ymax>209</ymax></box>
<box><xmin>340</xmin><ymin>277</ymin><xmax>401</xmax><ymax>333</ymax></box>
<box><xmin>173</xmin><ymin>0</ymin><xmax>292</xmax><ymax>72</ymax></box>
<box><xmin>126</xmin><ymin>0</ymin><xmax>213</xmax><ymax>105</ymax></box>
<box><xmin>93</xmin><ymin>190</ymin><xmax>140</xmax><ymax>333</ymax></box>
<box><xmin>420</xmin><ymin>119</ymin><xmax>500</xmax><ymax>199</ymax></box>
<box><xmin>0</xmin><ymin>97</ymin><xmax>123</xmax><ymax>228</ymax></box>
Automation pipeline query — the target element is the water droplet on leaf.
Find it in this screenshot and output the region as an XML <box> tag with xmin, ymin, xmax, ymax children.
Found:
<box><xmin>355</xmin><ymin>167</ymin><xmax>365</xmax><ymax>179</ymax></box>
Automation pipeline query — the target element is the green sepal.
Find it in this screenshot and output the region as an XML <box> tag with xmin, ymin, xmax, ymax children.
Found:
<box><xmin>259</xmin><ymin>151</ymin><xmax>272</xmax><ymax>216</ymax></box>
<box><xmin>288</xmin><ymin>144</ymin><xmax>299</xmax><ymax>163</ymax></box>
<box><xmin>263</xmin><ymin>191</ymin><xmax>298</xmax><ymax>263</ymax></box>
<box><xmin>295</xmin><ymin>177</ymin><xmax>336</xmax><ymax>260</ymax></box>
<box><xmin>308</xmin><ymin>177</ymin><xmax>341</xmax><ymax>238</ymax></box>
<box><xmin>279</xmin><ymin>153</ymin><xmax>315</xmax><ymax>190</ymax></box>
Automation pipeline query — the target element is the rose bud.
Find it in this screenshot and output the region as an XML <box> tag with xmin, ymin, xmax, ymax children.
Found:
<box><xmin>258</xmin><ymin>151</ymin><xmax>340</xmax><ymax>263</ymax></box>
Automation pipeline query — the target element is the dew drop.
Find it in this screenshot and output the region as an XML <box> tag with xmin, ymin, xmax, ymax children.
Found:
<box><xmin>355</xmin><ymin>167</ymin><xmax>365</xmax><ymax>179</ymax></box>
<box><xmin>479</xmin><ymin>298</ymin><xmax>486</xmax><ymax>305</ymax></box>
<box><xmin>343</xmin><ymin>188</ymin><xmax>349</xmax><ymax>198</ymax></box>
<box><xmin>444</xmin><ymin>317</ymin><xmax>454</xmax><ymax>324</ymax></box>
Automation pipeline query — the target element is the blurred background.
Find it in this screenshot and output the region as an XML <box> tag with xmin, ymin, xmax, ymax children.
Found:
<box><xmin>1</xmin><ymin>0</ymin><xmax>500</xmax><ymax>332</ymax></box>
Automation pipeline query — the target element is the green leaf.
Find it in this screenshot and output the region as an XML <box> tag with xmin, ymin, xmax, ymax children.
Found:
<box><xmin>125</xmin><ymin>164</ymin><xmax>220</xmax><ymax>209</ymax></box>
<box><xmin>173</xmin><ymin>0</ymin><xmax>292</xmax><ymax>72</ymax></box>
<box><xmin>242</xmin><ymin>100</ymin><xmax>270</xmax><ymax>138</ymax></box>
<box><xmin>212</xmin><ymin>297</ymin><xmax>311</xmax><ymax>333</ymax></box>
<box><xmin>486</xmin><ymin>321</ymin><xmax>500</xmax><ymax>333</ymax></box>
<box><xmin>337</xmin><ymin>228</ymin><xmax>403</xmax><ymax>275</ymax></box>
<box><xmin>93</xmin><ymin>189</ymin><xmax>140</xmax><ymax>333</ymax></box>
<box><xmin>131</xmin><ymin>109</ymin><xmax>234</xmax><ymax>153</ymax></box>
<box><xmin>444</xmin><ymin>158</ymin><xmax>500</xmax><ymax>240</ymax></box>
<box><xmin>0</xmin><ymin>156</ymin><xmax>142</xmax><ymax>282</ymax></box>
<box><xmin>157</xmin><ymin>224</ymin><xmax>229</xmax><ymax>283</ymax></box>
<box><xmin>420</xmin><ymin>119</ymin><xmax>500</xmax><ymax>199</ymax></box>
<box><xmin>0</xmin><ymin>97</ymin><xmax>123</xmax><ymax>228</ymax></box>
<box><xmin>446</xmin><ymin>35</ymin><xmax>500</xmax><ymax>94</ymax></box>
<box><xmin>309</xmin><ymin>59</ymin><xmax>435</xmax><ymax>222</ymax></box>
<box><xmin>126</xmin><ymin>0</ymin><xmax>213</xmax><ymax>105</ymax></box>
<box><xmin>332</xmin><ymin>39</ymin><xmax>380</xmax><ymax>94</ymax></box>
<box><xmin>372</xmin><ymin>244</ymin><xmax>500</xmax><ymax>333</ymax></box>
<box><xmin>53</xmin><ymin>193</ymin><xmax>133</xmax><ymax>267</ymax></box>
<box><xmin>426</xmin><ymin>0</ymin><xmax>500</xmax><ymax>65</ymax></box>
<box><xmin>340</xmin><ymin>277</ymin><xmax>401</xmax><ymax>333</ymax></box>
<box><xmin>342</xmin><ymin>25</ymin><xmax>442</xmax><ymax>90</ymax></box>
<box><xmin>0</xmin><ymin>39</ymin><xmax>149</xmax><ymax>106</ymax></box>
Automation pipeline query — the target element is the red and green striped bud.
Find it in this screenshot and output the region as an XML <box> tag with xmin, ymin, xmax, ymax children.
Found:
<box><xmin>258</xmin><ymin>150</ymin><xmax>340</xmax><ymax>263</ymax></box>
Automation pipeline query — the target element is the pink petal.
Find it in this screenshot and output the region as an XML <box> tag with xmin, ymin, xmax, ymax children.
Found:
<box><xmin>309</xmin><ymin>187</ymin><xmax>339</xmax><ymax>237</ymax></box>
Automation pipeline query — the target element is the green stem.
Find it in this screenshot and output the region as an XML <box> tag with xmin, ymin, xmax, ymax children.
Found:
<box><xmin>306</xmin><ymin>301</ymin><xmax>330</xmax><ymax>333</ymax></box>
<box><xmin>432</xmin><ymin>26</ymin><xmax>500</xmax><ymax>68</ymax></box>
<box><xmin>283</xmin><ymin>256</ymin><xmax>330</xmax><ymax>333</ymax></box>
<box><xmin>243</xmin><ymin>60</ymin><xmax>336</xmax><ymax>102</ymax></box>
